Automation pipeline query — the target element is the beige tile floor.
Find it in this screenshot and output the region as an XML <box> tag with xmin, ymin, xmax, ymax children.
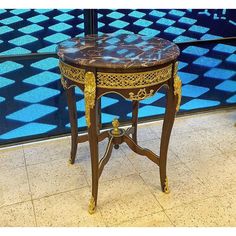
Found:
<box><xmin>0</xmin><ymin>109</ymin><xmax>235</xmax><ymax>227</ymax></box>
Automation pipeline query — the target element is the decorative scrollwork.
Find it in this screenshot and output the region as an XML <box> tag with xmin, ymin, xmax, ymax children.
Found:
<box><xmin>97</xmin><ymin>64</ymin><xmax>172</xmax><ymax>89</ymax></box>
<box><xmin>174</xmin><ymin>74</ymin><xmax>182</xmax><ymax>112</ymax></box>
<box><xmin>61</xmin><ymin>76</ymin><xmax>77</xmax><ymax>90</ymax></box>
<box><xmin>84</xmin><ymin>71</ymin><xmax>96</xmax><ymax>128</ymax></box>
<box><xmin>59</xmin><ymin>60</ymin><xmax>172</xmax><ymax>89</ymax></box>
<box><xmin>129</xmin><ymin>88</ymin><xmax>154</xmax><ymax>101</ymax></box>
<box><xmin>59</xmin><ymin>60</ymin><xmax>85</xmax><ymax>83</ymax></box>
<box><xmin>61</xmin><ymin>76</ymin><xmax>68</xmax><ymax>89</ymax></box>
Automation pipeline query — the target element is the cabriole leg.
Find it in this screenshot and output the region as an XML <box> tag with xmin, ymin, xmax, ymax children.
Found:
<box><xmin>66</xmin><ymin>87</ymin><xmax>78</xmax><ymax>165</ymax></box>
<box><xmin>159</xmin><ymin>75</ymin><xmax>181</xmax><ymax>193</ymax></box>
<box><xmin>132</xmin><ymin>101</ymin><xmax>139</xmax><ymax>144</ymax></box>
<box><xmin>88</xmin><ymin>101</ymin><xmax>99</xmax><ymax>214</ymax></box>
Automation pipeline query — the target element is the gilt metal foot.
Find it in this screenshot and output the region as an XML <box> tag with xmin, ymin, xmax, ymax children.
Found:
<box><xmin>164</xmin><ymin>177</ymin><xmax>170</xmax><ymax>194</ymax></box>
<box><xmin>88</xmin><ymin>196</ymin><xmax>96</xmax><ymax>214</ymax></box>
<box><xmin>68</xmin><ymin>158</ymin><xmax>73</xmax><ymax>166</ymax></box>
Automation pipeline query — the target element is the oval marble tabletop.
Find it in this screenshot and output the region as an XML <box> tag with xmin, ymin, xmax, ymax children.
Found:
<box><xmin>57</xmin><ymin>34</ymin><xmax>180</xmax><ymax>69</ymax></box>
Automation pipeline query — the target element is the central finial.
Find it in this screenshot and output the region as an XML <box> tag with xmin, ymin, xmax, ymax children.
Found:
<box><xmin>111</xmin><ymin>118</ymin><xmax>120</xmax><ymax>135</ymax></box>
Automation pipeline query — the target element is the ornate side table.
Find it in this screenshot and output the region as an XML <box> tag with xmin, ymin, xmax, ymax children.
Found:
<box><xmin>57</xmin><ymin>34</ymin><xmax>181</xmax><ymax>214</ymax></box>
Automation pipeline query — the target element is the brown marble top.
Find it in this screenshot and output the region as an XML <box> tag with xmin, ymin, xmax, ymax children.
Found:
<box><xmin>57</xmin><ymin>34</ymin><xmax>180</xmax><ymax>69</ymax></box>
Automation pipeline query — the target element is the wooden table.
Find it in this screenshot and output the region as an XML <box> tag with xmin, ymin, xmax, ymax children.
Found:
<box><xmin>57</xmin><ymin>34</ymin><xmax>181</xmax><ymax>214</ymax></box>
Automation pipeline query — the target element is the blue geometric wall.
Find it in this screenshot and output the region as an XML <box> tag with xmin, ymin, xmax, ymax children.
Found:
<box><xmin>0</xmin><ymin>9</ymin><xmax>84</xmax><ymax>55</ymax></box>
<box><xmin>97</xmin><ymin>9</ymin><xmax>236</xmax><ymax>41</ymax></box>
<box><xmin>0</xmin><ymin>9</ymin><xmax>236</xmax><ymax>145</ymax></box>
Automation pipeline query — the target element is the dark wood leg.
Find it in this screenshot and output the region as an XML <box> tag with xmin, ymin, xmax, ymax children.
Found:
<box><xmin>97</xmin><ymin>98</ymin><xmax>102</xmax><ymax>131</ymax></box>
<box><xmin>132</xmin><ymin>101</ymin><xmax>139</xmax><ymax>143</ymax></box>
<box><xmin>88</xmin><ymin>101</ymin><xmax>99</xmax><ymax>214</ymax></box>
<box><xmin>66</xmin><ymin>87</ymin><xmax>78</xmax><ymax>165</ymax></box>
<box><xmin>159</xmin><ymin>83</ymin><xmax>177</xmax><ymax>194</ymax></box>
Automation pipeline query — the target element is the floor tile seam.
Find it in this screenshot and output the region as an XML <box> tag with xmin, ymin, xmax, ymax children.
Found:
<box><xmin>30</xmin><ymin>184</ymin><xmax>90</xmax><ymax>202</ymax></box>
<box><xmin>137</xmin><ymin>160</ymin><xmax>189</xmax><ymax>178</ymax></box>
<box><xmin>110</xmin><ymin>209</ymin><xmax>171</xmax><ymax>227</ymax></box>
<box><xmin>30</xmin><ymin>175</ymin><xmax>89</xmax><ymax>198</ymax></box>
<box><xmin>163</xmin><ymin>195</ymin><xmax>236</xmax><ymax>226</ymax></box>
<box><xmin>22</xmin><ymin>147</ymin><xmax>38</xmax><ymax>227</ymax></box>
<box><xmin>162</xmin><ymin>210</ymin><xmax>176</xmax><ymax>226</ymax></box>
<box><xmin>181</xmin><ymin>153</ymin><xmax>236</xmax><ymax>179</ymax></box>
<box><xmin>172</xmin><ymin>146</ymin><xmax>225</xmax><ymax>164</ymax></box>
<box><xmin>200</xmin><ymin>127</ymin><xmax>235</xmax><ymax>150</ymax></box>
<box><xmin>191</xmin><ymin>122</ymin><xmax>235</xmax><ymax>132</ymax></box>
<box><xmin>163</xmin><ymin>195</ymin><xmax>221</xmax><ymax>213</ymax></box>
<box><xmin>23</xmin><ymin>157</ymin><xmax>72</xmax><ymax>167</ymax></box>
<box><xmin>0</xmin><ymin>199</ymin><xmax>33</xmax><ymax>211</ymax></box>
<box><xmin>0</xmin><ymin>163</ymin><xmax>27</xmax><ymax>172</ymax></box>
<box><xmin>85</xmin><ymin>172</ymin><xmax>143</xmax><ymax>188</ymax></box>
<box><xmin>123</xmin><ymin>152</ymin><xmax>142</xmax><ymax>175</ymax></box>
<box><xmin>138</xmin><ymin>170</ymin><xmax>221</xmax><ymax>211</ymax></box>
<box><xmin>173</xmin><ymin>161</ymin><xmax>207</xmax><ymax>186</ymax></box>
<box><xmin>100</xmin><ymin>203</ymin><xmax>164</xmax><ymax>227</ymax></box>
<box><xmin>137</xmin><ymin>172</ymin><xmax>165</xmax><ymax>212</ymax></box>
<box><xmin>97</xmin><ymin>184</ymin><xmax>164</xmax><ymax>209</ymax></box>
<box><xmin>25</xmin><ymin>159</ymin><xmax>88</xmax><ymax>177</ymax></box>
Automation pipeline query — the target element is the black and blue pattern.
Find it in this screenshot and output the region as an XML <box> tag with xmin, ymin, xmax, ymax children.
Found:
<box><xmin>0</xmin><ymin>9</ymin><xmax>235</xmax><ymax>145</ymax></box>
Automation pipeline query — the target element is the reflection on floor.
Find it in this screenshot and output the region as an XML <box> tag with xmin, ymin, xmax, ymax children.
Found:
<box><xmin>0</xmin><ymin>109</ymin><xmax>235</xmax><ymax>227</ymax></box>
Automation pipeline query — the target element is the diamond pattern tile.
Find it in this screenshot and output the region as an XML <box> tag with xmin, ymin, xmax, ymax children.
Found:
<box><xmin>23</xmin><ymin>71</ymin><xmax>60</xmax><ymax>86</ymax></box>
<box><xmin>164</xmin><ymin>26</ymin><xmax>186</xmax><ymax>35</ymax></box>
<box><xmin>188</xmin><ymin>25</ymin><xmax>209</xmax><ymax>34</ymax></box>
<box><xmin>193</xmin><ymin>56</ymin><xmax>222</xmax><ymax>67</ymax></box>
<box><xmin>49</xmin><ymin>23</ymin><xmax>72</xmax><ymax>32</ymax></box>
<box><xmin>182</xmin><ymin>85</ymin><xmax>209</xmax><ymax>98</ymax></box>
<box><xmin>0</xmin><ymin>47</ymin><xmax>31</xmax><ymax>56</ymax></box>
<box><xmin>0</xmin><ymin>96</ymin><xmax>5</xmax><ymax>103</ymax></box>
<box><xmin>18</xmin><ymin>24</ymin><xmax>44</xmax><ymax>34</ymax></box>
<box><xmin>53</xmin><ymin>13</ymin><xmax>75</xmax><ymax>22</ymax></box>
<box><xmin>9</xmin><ymin>35</ymin><xmax>38</xmax><ymax>46</ymax></box>
<box><xmin>213</xmin><ymin>44</ymin><xmax>236</xmax><ymax>54</ymax></box>
<box><xmin>109</xmin><ymin>20</ymin><xmax>129</xmax><ymax>29</ymax></box>
<box><xmin>0</xmin><ymin>123</ymin><xmax>57</xmax><ymax>140</ymax></box>
<box><xmin>10</xmin><ymin>9</ymin><xmax>30</xmax><ymax>15</ymax></box>
<box><xmin>226</xmin><ymin>94</ymin><xmax>236</xmax><ymax>103</ymax></box>
<box><xmin>6</xmin><ymin>104</ymin><xmax>58</xmax><ymax>122</ymax></box>
<box><xmin>0</xmin><ymin>9</ymin><xmax>84</xmax><ymax>55</ymax></box>
<box><xmin>0</xmin><ymin>16</ymin><xmax>23</xmax><ymax>25</ymax></box>
<box><xmin>107</xmin><ymin>11</ymin><xmax>125</xmax><ymax>19</ymax></box>
<box><xmin>204</xmin><ymin>68</ymin><xmax>236</xmax><ymax>80</ymax></box>
<box><xmin>31</xmin><ymin>58</ymin><xmax>58</xmax><ymax>70</ymax></box>
<box><xmin>178</xmin><ymin>72</ymin><xmax>198</xmax><ymax>84</ymax></box>
<box><xmin>182</xmin><ymin>46</ymin><xmax>209</xmax><ymax>56</ymax></box>
<box><xmin>156</xmin><ymin>18</ymin><xmax>175</xmax><ymax>26</ymax></box>
<box><xmin>14</xmin><ymin>87</ymin><xmax>60</xmax><ymax>103</ymax></box>
<box><xmin>44</xmin><ymin>33</ymin><xmax>71</xmax><ymax>44</ymax></box>
<box><xmin>127</xmin><ymin>106</ymin><xmax>165</xmax><ymax>118</ymax></box>
<box><xmin>215</xmin><ymin>80</ymin><xmax>236</xmax><ymax>92</ymax></box>
<box><xmin>34</xmin><ymin>9</ymin><xmax>53</xmax><ymax>14</ymax></box>
<box><xmin>0</xmin><ymin>26</ymin><xmax>13</xmax><ymax>35</ymax></box>
<box><xmin>27</xmin><ymin>14</ymin><xmax>49</xmax><ymax>23</ymax></box>
<box><xmin>0</xmin><ymin>61</ymin><xmax>23</xmax><ymax>75</ymax></box>
<box><xmin>226</xmin><ymin>54</ymin><xmax>236</xmax><ymax>63</ymax></box>
<box><xmin>180</xmin><ymin>99</ymin><xmax>220</xmax><ymax>110</ymax></box>
<box><xmin>0</xmin><ymin>76</ymin><xmax>15</xmax><ymax>88</ymax></box>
